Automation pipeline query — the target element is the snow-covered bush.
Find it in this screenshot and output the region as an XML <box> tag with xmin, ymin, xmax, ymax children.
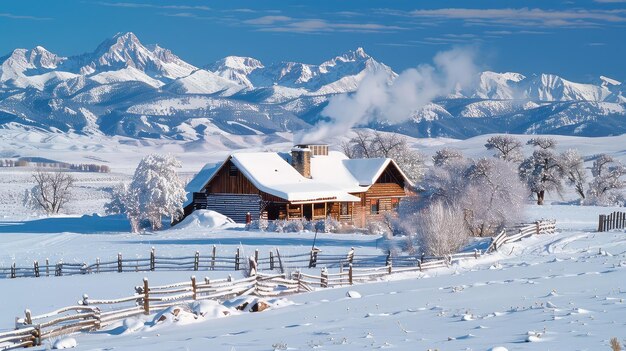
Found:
<box><xmin>125</xmin><ymin>154</ymin><xmax>186</xmax><ymax>232</ymax></box>
<box><xmin>24</xmin><ymin>170</ymin><xmax>75</xmax><ymax>215</ymax></box>
<box><xmin>484</xmin><ymin>135</ymin><xmax>523</xmax><ymax>162</ymax></box>
<box><xmin>401</xmin><ymin>201</ymin><xmax>468</xmax><ymax>256</ymax></box>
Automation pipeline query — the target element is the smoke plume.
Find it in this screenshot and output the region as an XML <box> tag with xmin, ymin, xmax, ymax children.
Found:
<box><xmin>295</xmin><ymin>47</ymin><xmax>479</xmax><ymax>144</ymax></box>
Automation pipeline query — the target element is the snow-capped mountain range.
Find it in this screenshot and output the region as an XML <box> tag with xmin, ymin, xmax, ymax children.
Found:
<box><xmin>0</xmin><ymin>32</ymin><xmax>624</xmax><ymax>141</ymax></box>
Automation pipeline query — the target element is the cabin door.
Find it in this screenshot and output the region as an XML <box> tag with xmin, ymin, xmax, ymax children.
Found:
<box><xmin>303</xmin><ymin>204</ymin><xmax>312</xmax><ymax>221</ymax></box>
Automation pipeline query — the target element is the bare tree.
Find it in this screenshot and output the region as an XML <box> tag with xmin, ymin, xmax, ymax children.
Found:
<box><xmin>343</xmin><ymin>129</ymin><xmax>426</xmax><ymax>182</ymax></box>
<box><xmin>585</xmin><ymin>154</ymin><xmax>626</xmax><ymax>206</ymax></box>
<box><xmin>432</xmin><ymin>148</ymin><xmax>464</xmax><ymax>167</ymax></box>
<box><xmin>560</xmin><ymin>149</ymin><xmax>586</xmax><ymax>201</ymax></box>
<box><xmin>527</xmin><ymin>137</ymin><xmax>557</xmax><ymax>150</ymax></box>
<box><xmin>462</xmin><ymin>158</ymin><xmax>526</xmax><ymax>236</ymax></box>
<box><xmin>519</xmin><ymin>139</ymin><xmax>565</xmax><ymax>205</ymax></box>
<box><xmin>485</xmin><ymin>135</ymin><xmax>523</xmax><ymax>162</ymax></box>
<box><xmin>25</xmin><ymin>170</ymin><xmax>75</xmax><ymax>214</ymax></box>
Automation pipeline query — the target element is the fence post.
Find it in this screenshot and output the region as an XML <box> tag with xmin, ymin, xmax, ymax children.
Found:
<box><xmin>34</xmin><ymin>324</ymin><xmax>41</xmax><ymax>346</ymax></box>
<box><xmin>276</xmin><ymin>248</ymin><xmax>284</xmax><ymax>274</ymax></box>
<box><xmin>598</xmin><ymin>215</ymin><xmax>605</xmax><ymax>232</ymax></box>
<box><xmin>474</xmin><ymin>249</ymin><xmax>479</xmax><ymax>259</ymax></box>
<box><xmin>191</xmin><ymin>276</ymin><xmax>197</xmax><ymax>300</ymax></box>
<box><xmin>150</xmin><ymin>247</ymin><xmax>155</xmax><ymax>271</ymax></box>
<box><xmin>45</xmin><ymin>258</ymin><xmax>49</xmax><ymax>277</ymax></box>
<box><xmin>194</xmin><ymin>251</ymin><xmax>200</xmax><ymax>271</ymax></box>
<box><xmin>296</xmin><ymin>270</ymin><xmax>302</xmax><ymax>293</ymax></box>
<box><xmin>235</xmin><ymin>248</ymin><xmax>240</xmax><ymax>271</ymax></box>
<box><xmin>269</xmin><ymin>251</ymin><xmax>274</xmax><ymax>270</ymax></box>
<box><xmin>24</xmin><ymin>309</ymin><xmax>32</xmax><ymax>325</ymax></box>
<box><xmin>55</xmin><ymin>261</ymin><xmax>62</xmax><ymax>276</ymax></box>
<box><xmin>81</xmin><ymin>263</ymin><xmax>87</xmax><ymax>275</ymax></box>
<box><xmin>10</xmin><ymin>262</ymin><xmax>15</xmax><ymax>278</ymax></box>
<box><xmin>388</xmin><ymin>261</ymin><xmax>392</xmax><ymax>275</ymax></box>
<box><xmin>348</xmin><ymin>264</ymin><xmax>353</xmax><ymax>285</ymax></box>
<box><xmin>117</xmin><ymin>253</ymin><xmax>122</xmax><ymax>273</ymax></box>
<box><xmin>309</xmin><ymin>248</ymin><xmax>319</xmax><ymax>268</ymax></box>
<box><xmin>96</xmin><ymin>258</ymin><xmax>100</xmax><ymax>274</ymax></box>
<box><xmin>143</xmin><ymin>278</ymin><xmax>150</xmax><ymax>315</ymax></box>
<box><xmin>536</xmin><ymin>221</ymin><xmax>541</xmax><ymax>235</ymax></box>
<box><xmin>34</xmin><ymin>261</ymin><xmax>39</xmax><ymax>278</ymax></box>
<box><xmin>321</xmin><ymin>268</ymin><xmax>328</xmax><ymax>288</ymax></box>
<box><xmin>211</xmin><ymin>245</ymin><xmax>216</xmax><ymax>270</ymax></box>
<box><xmin>347</xmin><ymin>247</ymin><xmax>354</xmax><ymax>264</ymax></box>
<box><xmin>254</xmin><ymin>249</ymin><xmax>259</xmax><ymax>267</ymax></box>
<box><xmin>385</xmin><ymin>250</ymin><xmax>391</xmax><ymax>267</ymax></box>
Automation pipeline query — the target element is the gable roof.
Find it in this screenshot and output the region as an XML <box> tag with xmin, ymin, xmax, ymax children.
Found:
<box><xmin>185</xmin><ymin>149</ymin><xmax>412</xmax><ymax>204</ymax></box>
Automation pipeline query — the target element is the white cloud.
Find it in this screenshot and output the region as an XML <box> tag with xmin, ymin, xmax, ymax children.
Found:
<box><xmin>406</xmin><ymin>7</ymin><xmax>626</xmax><ymax>27</ymax></box>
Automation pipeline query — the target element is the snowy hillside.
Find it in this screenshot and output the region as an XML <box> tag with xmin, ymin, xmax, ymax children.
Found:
<box><xmin>0</xmin><ymin>32</ymin><xmax>624</xmax><ymax>140</ymax></box>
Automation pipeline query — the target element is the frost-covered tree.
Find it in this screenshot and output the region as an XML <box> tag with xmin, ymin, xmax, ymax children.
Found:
<box><xmin>560</xmin><ymin>149</ymin><xmax>586</xmax><ymax>201</ymax></box>
<box><xmin>519</xmin><ymin>145</ymin><xmax>565</xmax><ymax>205</ymax></box>
<box><xmin>104</xmin><ymin>182</ymin><xmax>128</xmax><ymax>215</ymax></box>
<box><xmin>24</xmin><ymin>170</ymin><xmax>74</xmax><ymax>215</ymax></box>
<box><xmin>342</xmin><ymin>130</ymin><xmax>426</xmax><ymax>182</ymax></box>
<box><xmin>527</xmin><ymin>137</ymin><xmax>557</xmax><ymax>150</ymax></box>
<box><xmin>126</xmin><ymin>154</ymin><xmax>187</xmax><ymax>231</ymax></box>
<box><xmin>401</xmin><ymin>201</ymin><xmax>468</xmax><ymax>257</ymax></box>
<box><xmin>484</xmin><ymin>135</ymin><xmax>523</xmax><ymax>162</ymax></box>
<box><xmin>416</xmin><ymin>156</ymin><xmax>526</xmax><ymax>238</ymax></box>
<box><xmin>432</xmin><ymin>148</ymin><xmax>464</xmax><ymax>167</ymax></box>
<box><xmin>462</xmin><ymin>158</ymin><xmax>526</xmax><ymax>236</ymax></box>
<box><xmin>585</xmin><ymin>154</ymin><xmax>626</xmax><ymax>206</ymax></box>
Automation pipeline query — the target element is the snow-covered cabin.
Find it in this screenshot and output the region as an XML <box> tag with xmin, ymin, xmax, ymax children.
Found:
<box><xmin>181</xmin><ymin>144</ymin><xmax>412</xmax><ymax>227</ymax></box>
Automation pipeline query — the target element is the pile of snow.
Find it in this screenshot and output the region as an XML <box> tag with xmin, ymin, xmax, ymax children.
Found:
<box><xmin>52</xmin><ymin>337</ymin><xmax>77</xmax><ymax>349</ymax></box>
<box><xmin>174</xmin><ymin>210</ymin><xmax>235</xmax><ymax>230</ymax></box>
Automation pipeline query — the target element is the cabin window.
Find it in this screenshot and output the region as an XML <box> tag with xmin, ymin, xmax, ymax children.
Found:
<box><xmin>340</xmin><ymin>202</ymin><xmax>349</xmax><ymax>216</ymax></box>
<box><xmin>229</xmin><ymin>164</ymin><xmax>238</xmax><ymax>176</ymax></box>
<box><xmin>370</xmin><ymin>199</ymin><xmax>379</xmax><ymax>214</ymax></box>
<box><xmin>391</xmin><ymin>198</ymin><xmax>399</xmax><ymax>210</ymax></box>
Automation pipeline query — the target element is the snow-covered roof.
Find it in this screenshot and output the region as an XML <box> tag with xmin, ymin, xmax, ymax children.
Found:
<box><xmin>187</xmin><ymin>149</ymin><xmax>410</xmax><ymax>204</ymax></box>
<box><xmin>230</xmin><ymin>152</ymin><xmax>361</xmax><ymax>202</ymax></box>
<box><xmin>183</xmin><ymin>162</ymin><xmax>222</xmax><ymax>207</ymax></box>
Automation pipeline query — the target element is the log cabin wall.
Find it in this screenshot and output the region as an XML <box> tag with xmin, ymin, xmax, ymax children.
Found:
<box><xmin>204</xmin><ymin>160</ymin><xmax>285</xmax><ymax>203</ymax></box>
<box><xmin>351</xmin><ymin>163</ymin><xmax>408</xmax><ymax>227</ymax></box>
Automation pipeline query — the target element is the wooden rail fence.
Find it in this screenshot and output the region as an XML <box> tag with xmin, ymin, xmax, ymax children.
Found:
<box><xmin>1</xmin><ymin>221</ymin><xmax>557</xmax><ymax>280</ymax></box>
<box><xmin>598</xmin><ymin>211</ymin><xmax>626</xmax><ymax>232</ymax></box>
<box><xmin>0</xmin><ymin>220</ymin><xmax>556</xmax><ymax>350</ymax></box>
<box><xmin>487</xmin><ymin>220</ymin><xmax>556</xmax><ymax>253</ymax></box>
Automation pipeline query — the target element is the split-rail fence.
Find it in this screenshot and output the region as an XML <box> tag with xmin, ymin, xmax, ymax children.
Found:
<box><xmin>0</xmin><ymin>220</ymin><xmax>556</xmax><ymax>350</ymax></box>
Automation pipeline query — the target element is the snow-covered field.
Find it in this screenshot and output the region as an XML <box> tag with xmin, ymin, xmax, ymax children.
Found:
<box><xmin>0</xmin><ymin>131</ymin><xmax>625</xmax><ymax>350</ymax></box>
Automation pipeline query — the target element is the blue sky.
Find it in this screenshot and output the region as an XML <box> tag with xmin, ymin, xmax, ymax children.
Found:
<box><xmin>1</xmin><ymin>0</ymin><xmax>624</xmax><ymax>82</ymax></box>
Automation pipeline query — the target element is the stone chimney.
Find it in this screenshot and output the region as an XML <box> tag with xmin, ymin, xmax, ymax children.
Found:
<box><xmin>291</xmin><ymin>145</ymin><xmax>312</xmax><ymax>178</ymax></box>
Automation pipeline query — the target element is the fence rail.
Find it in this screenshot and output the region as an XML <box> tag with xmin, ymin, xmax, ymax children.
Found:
<box><xmin>598</xmin><ymin>211</ymin><xmax>626</xmax><ymax>232</ymax></box>
<box><xmin>487</xmin><ymin>220</ymin><xmax>556</xmax><ymax>253</ymax></box>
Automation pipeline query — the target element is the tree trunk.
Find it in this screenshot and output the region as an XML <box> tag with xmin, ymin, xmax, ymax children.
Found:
<box><xmin>536</xmin><ymin>190</ymin><xmax>545</xmax><ymax>205</ymax></box>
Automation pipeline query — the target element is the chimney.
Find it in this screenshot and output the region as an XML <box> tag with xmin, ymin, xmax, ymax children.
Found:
<box><xmin>291</xmin><ymin>145</ymin><xmax>312</xmax><ymax>178</ymax></box>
